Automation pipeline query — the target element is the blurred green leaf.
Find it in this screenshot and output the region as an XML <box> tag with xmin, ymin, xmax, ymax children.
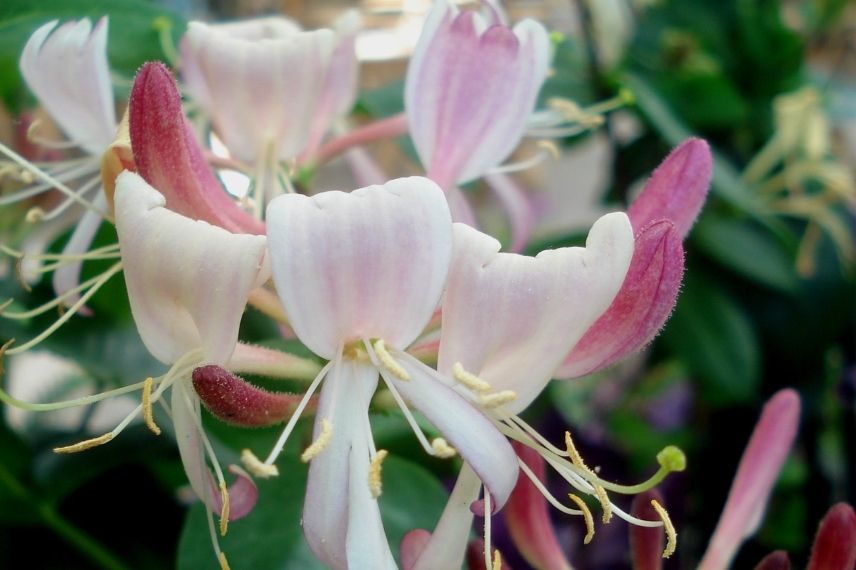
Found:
<box><xmin>662</xmin><ymin>272</ymin><xmax>761</xmax><ymax>405</ymax></box>
<box><xmin>177</xmin><ymin>455</ymin><xmax>448</xmax><ymax>569</ymax></box>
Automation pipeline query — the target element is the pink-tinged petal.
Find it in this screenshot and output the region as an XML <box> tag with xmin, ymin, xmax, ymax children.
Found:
<box><xmin>630</xmin><ymin>489</ymin><xmax>665</xmax><ymax>570</ymax></box>
<box><xmin>343</xmin><ymin>147</ymin><xmax>388</xmax><ymax>187</ymax></box>
<box><xmin>556</xmin><ymin>220</ymin><xmax>683</xmax><ymax>378</ymax></box>
<box><xmin>628</xmin><ymin>138</ymin><xmax>712</xmax><ymax>238</ymax></box>
<box><xmin>19</xmin><ymin>18</ymin><xmax>116</xmax><ymax>154</ymax></box>
<box><xmin>447</xmin><ymin>186</ymin><xmax>478</xmax><ymax>226</ymax></box>
<box><xmin>807</xmin><ymin>503</ymin><xmax>856</xmax><ymax>570</ymax></box>
<box><xmin>181</xmin><ymin>20</ymin><xmax>335</xmax><ymax>162</ymax></box>
<box><xmin>698</xmin><ymin>389</ymin><xmax>801</xmax><ymax>570</ymax></box>
<box><xmin>266</xmin><ymin>177</ymin><xmax>452</xmax><ymax>359</ymax></box>
<box><xmin>303</xmin><ymin>359</ymin><xmax>396</xmax><ymax>569</ymax></box>
<box><xmin>439</xmin><ymin>213</ymin><xmax>634</xmax><ymax>412</ymax></box>
<box><xmin>396</xmin><ymin>354</ymin><xmax>518</xmax><ymax>509</ymax></box>
<box><xmin>405</xmin><ymin>1</ymin><xmax>550</xmax><ymax>188</ymax></box>
<box><xmin>114</xmin><ymin>172</ymin><xmax>269</xmax><ymax>365</ymax></box>
<box><xmin>129</xmin><ymin>62</ymin><xmax>264</xmax><ymax>235</ymax></box>
<box><xmin>52</xmin><ymin>192</ymin><xmax>107</xmax><ymax>314</ymax></box>
<box><xmin>401</xmin><ymin>530</ymin><xmax>432</xmax><ymax>570</ymax></box>
<box><xmin>504</xmin><ymin>442</ymin><xmax>573</xmax><ymax>570</ymax></box>
<box><xmin>485</xmin><ymin>172</ymin><xmax>536</xmax><ymax>252</ymax></box>
<box><xmin>191</xmin><ymin>365</ymin><xmax>316</xmax><ymax>427</ymax></box>
<box><xmin>172</xmin><ymin>379</ymin><xmax>258</xmax><ymax>520</ymax></box>
<box><xmin>409</xmin><ymin>464</ymin><xmax>482</xmax><ymax>570</ymax></box>
<box><xmin>754</xmin><ymin>551</ymin><xmax>791</xmax><ymax>570</ymax></box>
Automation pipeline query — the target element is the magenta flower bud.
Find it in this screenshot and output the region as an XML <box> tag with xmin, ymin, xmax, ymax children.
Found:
<box><xmin>753</xmin><ymin>551</ymin><xmax>791</xmax><ymax>570</ymax></box>
<box><xmin>192</xmin><ymin>364</ymin><xmax>315</xmax><ymax>427</ymax></box>
<box><xmin>807</xmin><ymin>503</ymin><xmax>856</xmax><ymax>570</ymax></box>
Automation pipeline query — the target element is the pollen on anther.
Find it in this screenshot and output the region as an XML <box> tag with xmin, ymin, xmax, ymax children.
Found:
<box><xmin>142</xmin><ymin>377</ymin><xmax>161</xmax><ymax>436</ymax></box>
<box><xmin>568</xmin><ymin>493</ymin><xmax>595</xmax><ymax>544</ymax></box>
<box><xmin>373</xmin><ymin>339</ymin><xmax>410</xmax><ymax>381</ymax></box>
<box><xmin>452</xmin><ymin>362</ymin><xmax>491</xmax><ymax>392</ymax></box>
<box><xmin>477</xmin><ymin>390</ymin><xmax>517</xmax><ymax>409</ymax></box>
<box><xmin>53</xmin><ymin>432</ymin><xmax>114</xmax><ymax>454</ymax></box>
<box><xmin>431</xmin><ymin>437</ymin><xmax>457</xmax><ymax>458</ymax></box>
<box><xmin>241</xmin><ymin>448</ymin><xmax>279</xmax><ymax>478</ymax></box>
<box><xmin>301</xmin><ymin>418</ymin><xmax>333</xmax><ymax>462</ymax></box>
<box><xmin>651</xmin><ymin>499</ymin><xmax>677</xmax><ymax>558</ymax></box>
<box><xmin>219</xmin><ymin>481</ymin><xmax>230</xmax><ymax>537</ymax></box>
<box><xmin>218</xmin><ymin>551</ymin><xmax>231</xmax><ymax>570</ymax></box>
<box><xmin>492</xmin><ymin>549</ymin><xmax>503</xmax><ymax>570</ymax></box>
<box><xmin>368</xmin><ymin>449</ymin><xmax>389</xmax><ymax>498</ymax></box>
<box><xmin>594</xmin><ymin>484</ymin><xmax>612</xmax><ymax>523</ymax></box>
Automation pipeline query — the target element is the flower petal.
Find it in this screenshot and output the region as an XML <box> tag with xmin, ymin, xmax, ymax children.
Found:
<box><xmin>699</xmin><ymin>389</ymin><xmax>801</xmax><ymax>570</ymax></box>
<box><xmin>556</xmin><ymin>219</ymin><xmax>683</xmax><ymax>378</ymax></box>
<box><xmin>485</xmin><ymin>172</ymin><xmax>536</xmax><ymax>252</ymax></box>
<box><xmin>627</xmin><ymin>138</ymin><xmax>712</xmax><ymax>237</ymax></box>
<box><xmin>807</xmin><ymin>503</ymin><xmax>856</xmax><ymax>570</ymax></box>
<box><xmin>129</xmin><ymin>62</ymin><xmax>264</xmax><ymax>235</ymax></box>
<box><xmin>405</xmin><ymin>1</ymin><xmax>550</xmax><ymax>188</ymax></box>
<box><xmin>266</xmin><ymin>177</ymin><xmax>452</xmax><ymax>359</ymax></box>
<box><xmin>754</xmin><ymin>551</ymin><xmax>791</xmax><ymax>570</ymax></box>
<box><xmin>19</xmin><ymin>18</ymin><xmax>115</xmax><ymax>154</ymax></box>
<box><xmin>630</xmin><ymin>489</ymin><xmax>665</xmax><ymax>570</ymax></box>
<box><xmin>438</xmin><ymin>213</ymin><xmax>634</xmax><ymax>412</ymax></box>
<box><xmin>114</xmin><ymin>171</ymin><xmax>268</xmax><ymax>365</ymax></box>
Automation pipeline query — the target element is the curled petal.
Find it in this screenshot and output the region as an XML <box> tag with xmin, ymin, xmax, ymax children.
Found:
<box><xmin>129</xmin><ymin>62</ymin><xmax>264</xmax><ymax>234</ymax></box>
<box><xmin>192</xmin><ymin>365</ymin><xmax>316</xmax><ymax>427</ymax></box>
<box><xmin>628</xmin><ymin>138</ymin><xmax>712</xmax><ymax>237</ymax></box>
<box><xmin>405</xmin><ymin>0</ymin><xmax>550</xmax><ymax>188</ymax></box>
<box><xmin>266</xmin><ymin>177</ymin><xmax>452</xmax><ymax>359</ymax></box>
<box><xmin>114</xmin><ymin>172</ymin><xmax>269</xmax><ymax>365</ymax></box>
<box><xmin>557</xmin><ymin>220</ymin><xmax>683</xmax><ymax>378</ymax></box>
<box><xmin>181</xmin><ymin>19</ymin><xmax>335</xmax><ymax>162</ymax></box>
<box><xmin>439</xmin><ymin>213</ymin><xmax>634</xmax><ymax>412</ymax></box>
<box><xmin>504</xmin><ymin>442</ymin><xmax>573</xmax><ymax>570</ymax></box>
<box><xmin>807</xmin><ymin>503</ymin><xmax>856</xmax><ymax>570</ymax></box>
<box><xmin>699</xmin><ymin>389</ymin><xmax>801</xmax><ymax>570</ymax></box>
<box><xmin>19</xmin><ymin>18</ymin><xmax>116</xmax><ymax>154</ymax></box>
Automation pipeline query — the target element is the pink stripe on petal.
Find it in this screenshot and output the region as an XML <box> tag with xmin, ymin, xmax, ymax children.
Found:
<box><xmin>557</xmin><ymin>220</ymin><xmax>683</xmax><ymax>378</ymax></box>
<box><xmin>628</xmin><ymin>138</ymin><xmax>712</xmax><ymax>238</ymax></box>
<box><xmin>129</xmin><ymin>62</ymin><xmax>264</xmax><ymax>235</ymax></box>
<box><xmin>807</xmin><ymin>503</ymin><xmax>856</xmax><ymax>570</ymax></box>
<box><xmin>699</xmin><ymin>389</ymin><xmax>801</xmax><ymax>570</ymax></box>
<box><xmin>266</xmin><ymin>177</ymin><xmax>452</xmax><ymax>359</ymax></box>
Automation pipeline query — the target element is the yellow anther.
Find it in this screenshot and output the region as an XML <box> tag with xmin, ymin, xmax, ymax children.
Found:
<box><xmin>567</xmin><ymin>493</ymin><xmax>595</xmax><ymax>544</ymax></box>
<box><xmin>53</xmin><ymin>432</ymin><xmax>114</xmax><ymax>454</ymax></box>
<box><xmin>219</xmin><ymin>481</ymin><xmax>230</xmax><ymax>537</ymax></box>
<box><xmin>373</xmin><ymin>339</ymin><xmax>410</xmax><ymax>381</ymax></box>
<box><xmin>492</xmin><ymin>549</ymin><xmax>503</xmax><ymax>570</ymax></box>
<box><xmin>565</xmin><ymin>431</ymin><xmax>588</xmax><ymax>469</ymax></box>
<box><xmin>537</xmin><ymin>140</ymin><xmax>561</xmax><ymax>160</ymax></box>
<box><xmin>651</xmin><ymin>499</ymin><xmax>677</xmax><ymax>558</ymax></box>
<box><xmin>301</xmin><ymin>419</ymin><xmax>333</xmax><ymax>462</ymax></box>
<box><xmin>19</xmin><ymin>169</ymin><xmax>35</xmax><ymax>184</ymax></box>
<box><xmin>477</xmin><ymin>390</ymin><xmax>518</xmax><ymax>409</ymax></box>
<box><xmin>218</xmin><ymin>551</ymin><xmax>230</xmax><ymax>570</ymax></box>
<box><xmin>25</xmin><ymin>207</ymin><xmax>45</xmax><ymax>223</ymax></box>
<box><xmin>368</xmin><ymin>449</ymin><xmax>389</xmax><ymax>498</ymax></box>
<box><xmin>241</xmin><ymin>448</ymin><xmax>279</xmax><ymax>478</ymax></box>
<box><xmin>594</xmin><ymin>483</ymin><xmax>612</xmax><ymax>524</ymax></box>
<box><xmin>141</xmin><ymin>377</ymin><xmax>161</xmax><ymax>435</ymax></box>
<box><xmin>452</xmin><ymin>362</ymin><xmax>491</xmax><ymax>392</ymax></box>
<box><xmin>549</xmin><ymin>97</ymin><xmax>584</xmax><ymax>120</ymax></box>
<box><xmin>431</xmin><ymin>437</ymin><xmax>457</xmax><ymax>458</ymax></box>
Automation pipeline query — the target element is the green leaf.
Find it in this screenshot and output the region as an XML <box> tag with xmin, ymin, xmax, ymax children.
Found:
<box><xmin>692</xmin><ymin>215</ymin><xmax>799</xmax><ymax>293</ymax></box>
<box><xmin>662</xmin><ymin>272</ymin><xmax>761</xmax><ymax>405</ymax></box>
<box><xmin>177</xmin><ymin>455</ymin><xmax>448</xmax><ymax>569</ymax></box>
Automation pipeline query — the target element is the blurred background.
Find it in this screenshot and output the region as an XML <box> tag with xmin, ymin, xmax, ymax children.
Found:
<box><xmin>0</xmin><ymin>0</ymin><xmax>854</xmax><ymax>568</ymax></box>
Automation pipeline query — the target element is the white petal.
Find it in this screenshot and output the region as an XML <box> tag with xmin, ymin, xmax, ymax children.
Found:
<box><xmin>52</xmin><ymin>192</ymin><xmax>106</xmax><ymax>310</ymax></box>
<box><xmin>438</xmin><ymin>214</ymin><xmax>634</xmax><ymax>412</ymax></box>
<box><xmin>114</xmin><ymin>171</ymin><xmax>268</xmax><ymax>365</ymax></box>
<box><xmin>266</xmin><ymin>177</ymin><xmax>452</xmax><ymax>359</ymax></box>
<box><xmin>19</xmin><ymin>18</ymin><xmax>116</xmax><ymax>154</ymax></box>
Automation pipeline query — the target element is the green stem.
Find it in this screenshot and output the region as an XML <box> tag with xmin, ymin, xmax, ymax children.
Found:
<box><xmin>0</xmin><ymin>464</ymin><xmax>129</xmax><ymax>570</ymax></box>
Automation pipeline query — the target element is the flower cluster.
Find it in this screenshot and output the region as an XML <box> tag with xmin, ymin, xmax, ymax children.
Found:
<box><xmin>0</xmin><ymin>2</ymin><xmax>713</xmax><ymax>569</ymax></box>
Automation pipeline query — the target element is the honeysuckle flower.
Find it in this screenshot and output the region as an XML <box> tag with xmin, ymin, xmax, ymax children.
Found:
<box><xmin>404</xmin><ymin>0</ymin><xmax>550</xmax><ymax>219</ymax></box>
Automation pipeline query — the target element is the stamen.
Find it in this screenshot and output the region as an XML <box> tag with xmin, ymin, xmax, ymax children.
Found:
<box><xmin>431</xmin><ymin>437</ymin><xmax>457</xmax><ymax>458</ymax></box>
<box><xmin>492</xmin><ymin>550</ymin><xmax>502</xmax><ymax>570</ymax></box>
<box><xmin>368</xmin><ymin>449</ymin><xmax>389</xmax><ymax>498</ymax></box>
<box><xmin>517</xmin><ymin>458</ymin><xmax>585</xmax><ymax>516</ymax></box>
<box><xmin>594</xmin><ymin>483</ymin><xmax>613</xmax><ymax>524</ymax></box>
<box><xmin>372</xmin><ymin>339</ymin><xmax>410</xmax><ymax>381</ymax></box>
<box><xmin>218</xmin><ymin>552</ymin><xmax>231</xmax><ymax>570</ymax></box>
<box><xmin>0</xmin><ymin>338</ymin><xmax>14</xmax><ymax>375</ymax></box>
<box><xmin>452</xmin><ymin>362</ymin><xmax>491</xmax><ymax>392</ymax></box>
<box><xmin>53</xmin><ymin>433</ymin><xmax>114</xmax><ymax>453</ymax></box>
<box><xmin>567</xmin><ymin>494</ymin><xmax>595</xmax><ymax>544</ymax></box>
<box><xmin>219</xmin><ymin>481</ymin><xmax>230</xmax><ymax>536</ymax></box>
<box><xmin>477</xmin><ymin>390</ymin><xmax>517</xmax><ymax>409</ymax></box>
<box><xmin>300</xmin><ymin>418</ymin><xmax>333</xmax><ymax>462</ymax></box>
<box><xmin>241</xmin><ymin>449</ymin><xmax>279</xmax><ymax>478</ymax></box>
<box><xmin>651</xmin><ymin>499</ymin><xmax>677</xmax><ymax>558</ymax></box>
<box><xmin>142</xmin><ymin>377</ymin><xmax>161</xmax><ymax>435</ymax></box>
<box><xmin>25</xmin><ymin>207</ymin><xmax>45</xmax><ymax>223</ymax></box>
